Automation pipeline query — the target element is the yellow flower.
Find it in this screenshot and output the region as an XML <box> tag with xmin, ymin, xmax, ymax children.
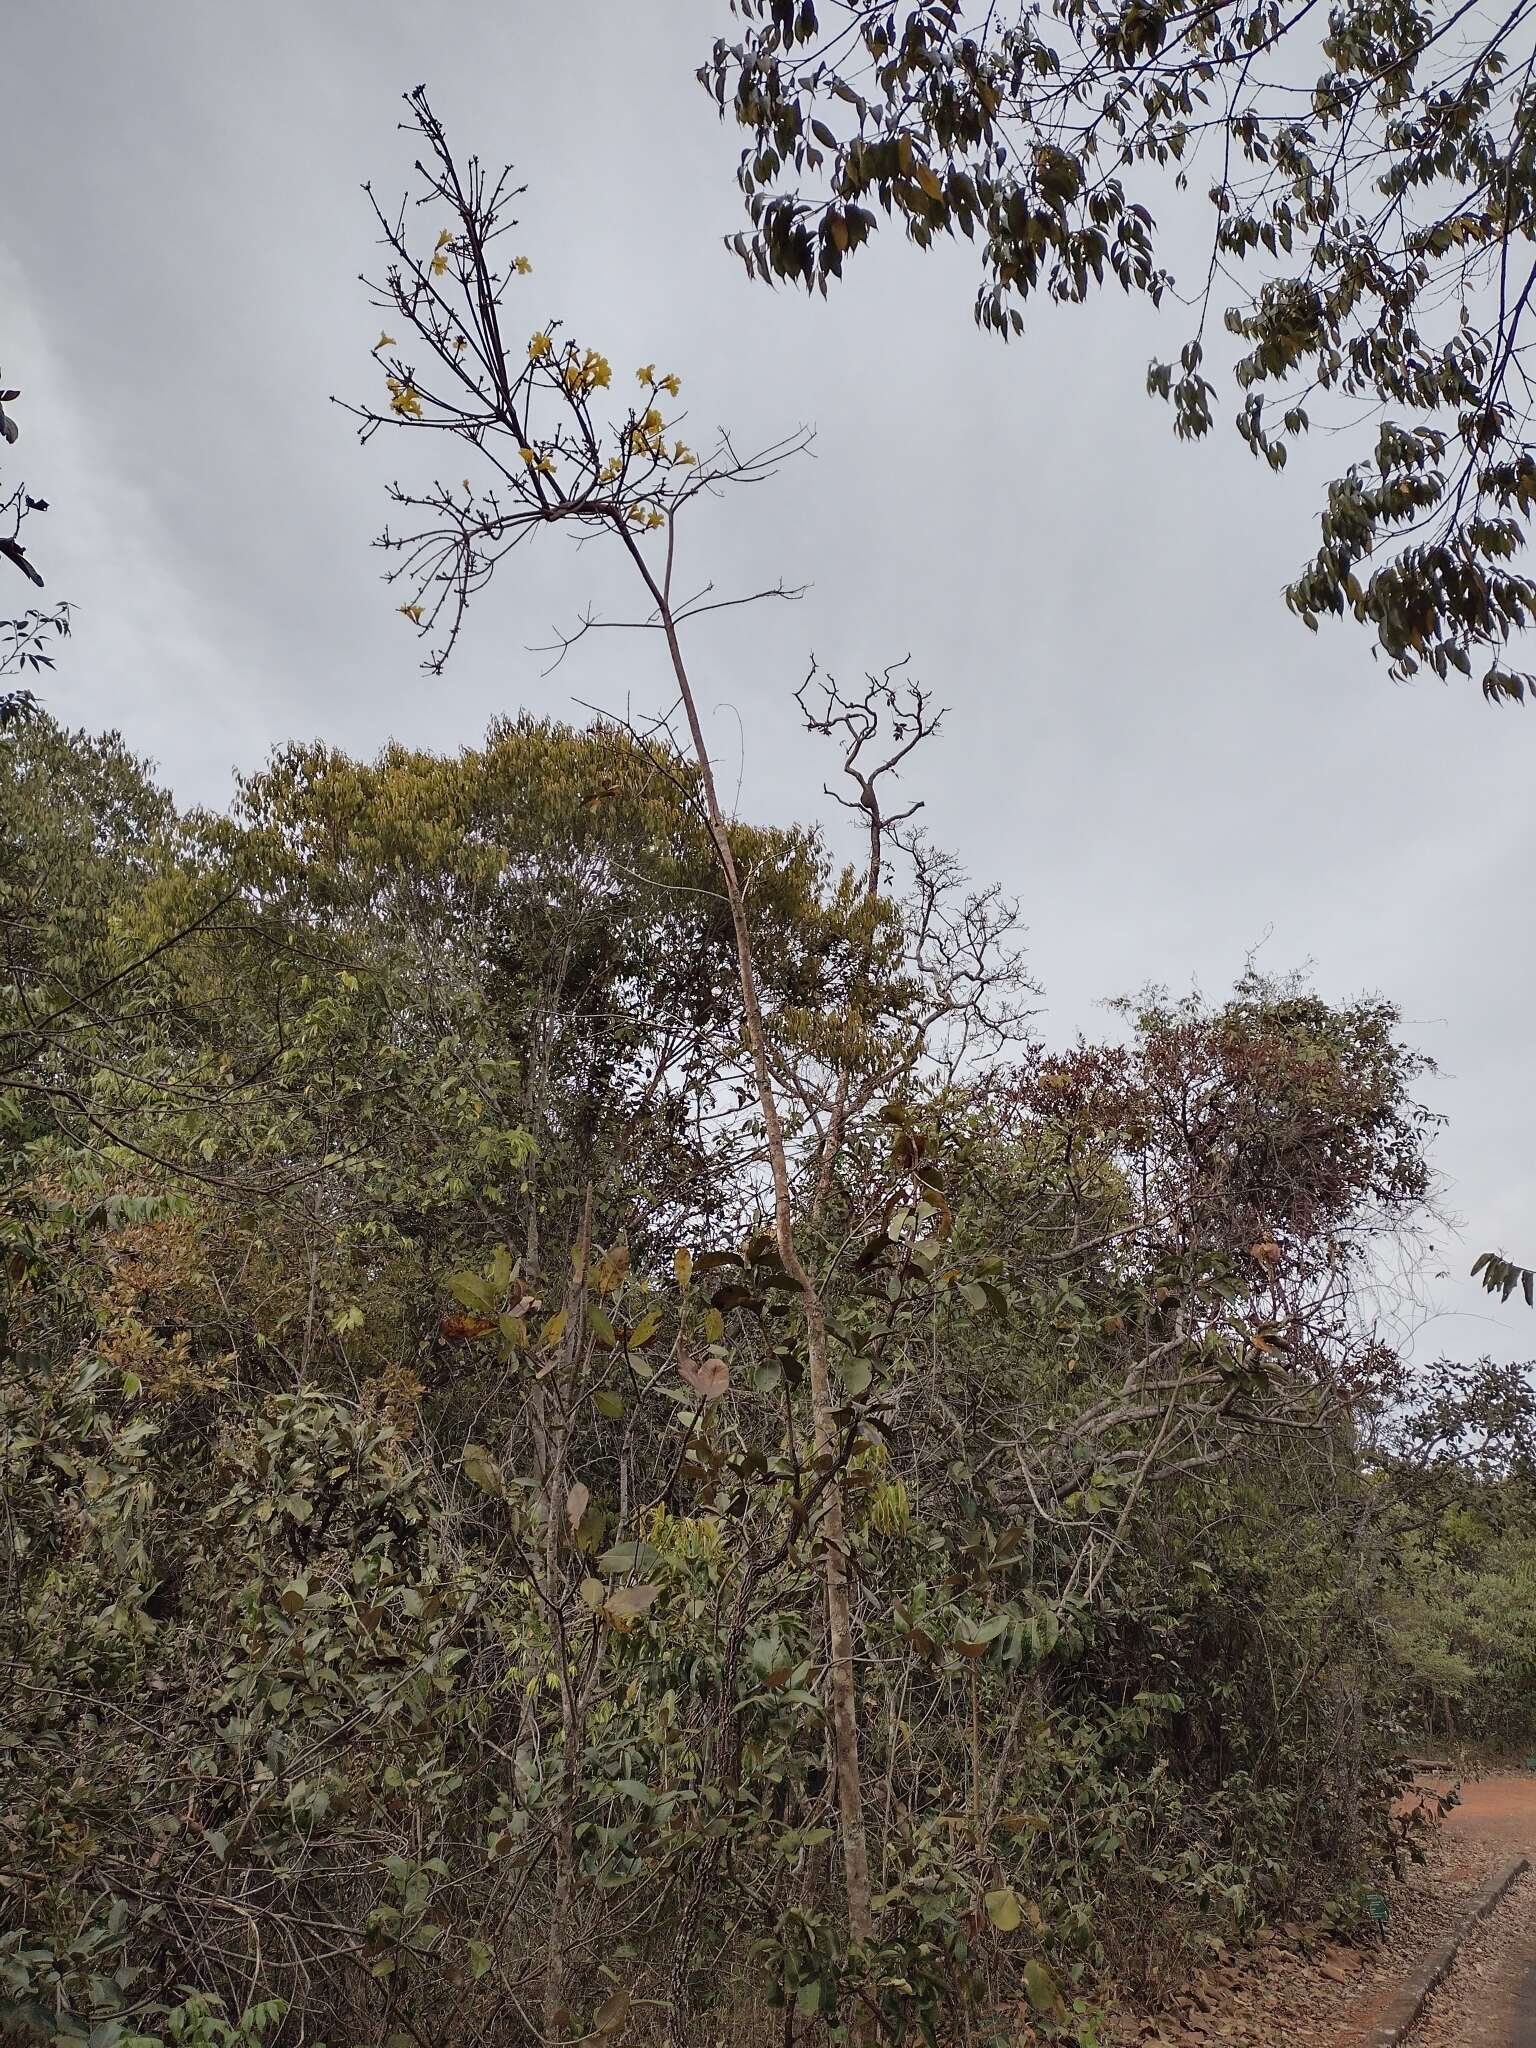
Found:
<box><xmin>673</xmin><ymin>441</ymin><xmax>696</xmax><ymax>466</ymax></box>
<box><xmin>627</xmin><ymin>411</ymin><xmax>667</xmax><ymax>457</ymax></box>
<box><xmin>528</xmin><ymin>331</ymin><xmax>553</xmax><ymax>360</ymax></box>
<box><xmin>564</xmin><ymin>348</ymin><xmax>612</xmax><ymax>394</ymax></box>
<box><xmin>636</xmin><ymin>363</ymin><xmax>656</xmax><ymax>386</ymax></box>
<box><xmin>659</xmin><ymin>373</ymin><xmax>681</xmax><ymax>397</ymax></box>
<box><xmin>399</xmin><ymin>603</ymin><xmax>424</xmax><ymax>624</ymax></box>
<box><xmin>375</xmin><ymin>331</ymin><xmax>397</xmax><ymax>350</ymax></box>
<box><xmin>599</xmin><ymin>456</ymin><xmax>623</xmax><ymax>483</ymax></box>
<box><xmin>514</xmin><ymin>255</ymin><xmax>533</xmax><ymax>275</ymax></box>
<box><xmin>435</xmin><ymin>229</ymin><xmax>453</xmax><ymax>248</ymax></box>
<box><xmin>386</xmin><ymin>377</ymin><xmax>423</xmax><ymax>419</ymax></box>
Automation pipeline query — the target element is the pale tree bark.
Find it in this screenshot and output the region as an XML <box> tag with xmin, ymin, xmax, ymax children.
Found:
<box><xmin>618</xmin><ymin>527</ymin><xmax>876</xmax><ymax>1946</ymax></box>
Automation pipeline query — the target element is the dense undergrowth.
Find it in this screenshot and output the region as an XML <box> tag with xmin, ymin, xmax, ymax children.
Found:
<box><xmin>2</xmin><ymin>715</ymin><xmax>1532</xmax><ymax>2047</ymax></box>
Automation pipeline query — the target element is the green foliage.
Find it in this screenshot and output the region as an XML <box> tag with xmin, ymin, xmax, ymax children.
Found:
<box><xmin>1</xmin><ymin>719</ymin><xmax>1513</xmax><ymax>2042</ymax></box>
<box><xmin>1380</xmin><ymin>1499</ymin><xmax>1536</xmax><ymax>1747</ymax></box>
<box><xmin>121</xmin><ymin>1994</ymin><xmax>290</xmax><ymax>2048</ymax></box>
<box><xmin>702</xmin><ymin>1</ymin><xmax>1536</xmax><ymax>699</ymax></box>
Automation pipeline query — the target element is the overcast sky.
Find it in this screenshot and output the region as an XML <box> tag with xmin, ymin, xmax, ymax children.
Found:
<box><xmin>5</xmin><ymin>1</ymin><xmax>1533</xmax><ymax>1369</ymax></box>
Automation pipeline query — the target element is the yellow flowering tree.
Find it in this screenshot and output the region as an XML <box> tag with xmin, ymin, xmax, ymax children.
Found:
<box><xmin>345</xmin><ymin>91</ymin><xmax>800</xmax><ymax>674</ymax></box>
<box><xmin>347</xmin><ymin>85</ymin><xmax>887</xmax><ymax>2039</ymax></box>
<box><xmin>350</xmin><ymin>87</ymin><xmax>1032</xmax><ymax>2048</ymax></box>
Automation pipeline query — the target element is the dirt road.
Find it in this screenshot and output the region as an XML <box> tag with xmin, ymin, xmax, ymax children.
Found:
<box><xmin>1433</xmin><ymin>1775</ymin><xmax>1536</xmax><ymax>1862</ymax></box>
<box><xmin>1401</xmin><ymin>1775</ymin><xmax>1536</xmax><ymax>2048</ymax></box>
<box><xmin>1117</xmin><ymin>1774</ymin><xmax>1536</xmax><ymax>2048</ymax></box>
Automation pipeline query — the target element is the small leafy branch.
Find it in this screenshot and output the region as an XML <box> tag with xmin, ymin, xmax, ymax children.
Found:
<box><xmin>1472</xmin><ymin>1248</ymin><xmax>1535</xmax><ymax>1308</ymax></box>
<box><xmin>0</xmin><ymin>380</ymin><xmax>49</xmax><ymax>595</ymax></box>
<box><xmin>0</xmin><ymin>378</ymin><xmax>68</xmax><ymax>727</ymax></box>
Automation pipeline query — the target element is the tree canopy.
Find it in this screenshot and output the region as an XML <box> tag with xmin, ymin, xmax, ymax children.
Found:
<box><xmin>703</xmin><ymin>0</ymin><xmax>1536</xmax><ymax>701</ymax></box>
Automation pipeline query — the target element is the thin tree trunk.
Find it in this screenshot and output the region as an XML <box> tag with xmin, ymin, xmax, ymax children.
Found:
<box><xmin>809</xmin><ymin>1288</ymin><xmax>874</xmax><ymax>1938</ymax></box>
<box><xmin>620</xmin><ymin>529</ymin><xmax>873</xmax><ymax>1944</ymax></box>
<box><xmin>545</xmin><ymin>1676</ymin><xmax>579</xmax><ymax>2038</ymax></box>
<box><xmin>538</xmin><ymin>1186</ymin><xmax>592</xmax><ymax>2036</ymax></box>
